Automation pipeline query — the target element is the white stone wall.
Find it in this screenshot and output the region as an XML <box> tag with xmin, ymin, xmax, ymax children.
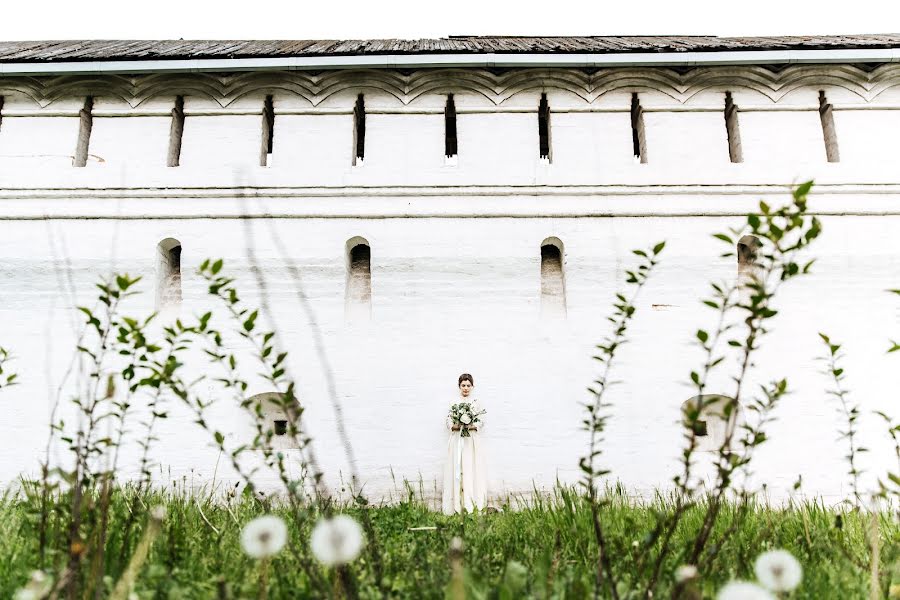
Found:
<box><xmin>2</xmin><ymin>65</ymin><xmax>900</xmax><ymax>504</ymax></box>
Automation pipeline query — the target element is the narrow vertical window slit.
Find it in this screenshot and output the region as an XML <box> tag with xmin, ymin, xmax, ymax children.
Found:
<box><xmin>631</xmin><ymin>93</ymin><xmax>647</xmax><ymax>164</ymax></box>
<box><xmin>538</xmin><ymin>93</ymin><xmax>551</xmax><ymax>161</ymax></box>
<box><xmin>445</xmin><ymin>94</ymin><xmax>458</xmax><ymax>158</ymax></box>
<box><xmin>724</xmin><ymin>92</ymin><xmax>743</xmax><ymax>163</ymax></box>
<box><xmin>819</xmin><ymin>90</ymin><xmax>840</xmax><ymax>163</ymax></box>
<box><xmin>260</xmin><ymin>95</ymin><xmax>275</xmax><ymax>167</ymax></box>
<box><xmin>353</xmin><ymin>94</ymin><xmax>366</xmax><ymax>166</ymax></box>
<box><xmin>74</xmin><ymin>96</ymin><xmax>93</xmax><ymax>167</ymax></box>
<box><xmin>167</xmin><ymin>96</ymin><xmax>185</xmax><ymax>167</ymax></box>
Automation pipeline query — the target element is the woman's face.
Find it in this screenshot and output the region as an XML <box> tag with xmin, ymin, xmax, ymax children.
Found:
<box><xmin>459</xmin><ymin>380</ymin><xmax>473</xmax><ymax>397</ymax></box>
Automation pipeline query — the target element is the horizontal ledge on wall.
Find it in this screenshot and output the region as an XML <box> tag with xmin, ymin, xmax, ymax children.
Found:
<box><xmin>1</xmin><ymin>49</ymin><xmax>900</xmax><ymax>76</ymax></box>
<box><xmin>3</xmin><ymin>210</ymin><xmax>900</xmax><ymax>220</ymax></box>
<box><xmin>1</xmin><ymin>184</ymin><xmax>900</xmax><ymax>219</ymax></box>
<box><xmin>1</xmin><ymin>182</ymin><xmax>899</xmax><ymax>198</ymax></box>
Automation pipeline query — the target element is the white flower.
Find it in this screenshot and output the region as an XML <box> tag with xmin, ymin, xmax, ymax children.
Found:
<box><xmin>754</xmin><ymin>549</ymin><xmax>802</xmax><ymax>592</ymax></box>
<box><xmin>310</xmin><ymin>514</ymin><xmax>365</xmax><ymax>566</ymax></box>
<box><xmin>241</xmin><ymin>515</ymin><xmax>288</xmax><ymax>559</ymax></box>
<box><xmin>13</xmin><ymin>590</ymin><xmax>37</xmax><ymax>600</ymax></box>
<box><xmin>460</xmin><ymin>413</ymin><xmax>472</xmax><ymax>425</ymax></box>
<box><xmin>717</xmin><ymin>581</ymin><xmax>775</xmax><ymax>600</ymax></box>
<box><xmin>675</xmin><ymin>564</ymin><xmax>698</xmax><ymax>583</ymax></box>
<box><xmin>450</xmin><ymin>536</ymin><xmax>464</xmax><ymax>552</ymax></box>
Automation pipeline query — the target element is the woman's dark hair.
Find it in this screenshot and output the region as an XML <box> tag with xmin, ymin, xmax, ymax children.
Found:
<box><xmin>458</xmin><ymin>373</ymin><xmax>474</xmax><ymax>387</ymax></box>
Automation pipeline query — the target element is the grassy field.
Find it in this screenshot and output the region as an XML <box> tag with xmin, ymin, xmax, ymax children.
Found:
<box><xmin>0</xmin><ymin>484</ymin><xmax>892</xmax><ymax>599</ymax></box>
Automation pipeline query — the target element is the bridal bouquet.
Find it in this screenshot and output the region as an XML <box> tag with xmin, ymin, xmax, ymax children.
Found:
<box><xmin>448</xmin><ymin>402</ymin><xmax>485</xmax><ymax>438</ymax></box>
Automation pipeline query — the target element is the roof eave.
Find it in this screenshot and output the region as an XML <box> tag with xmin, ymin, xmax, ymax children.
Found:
<box><xmin>2</xmin><ymin>48</ymin><xmax>900</xmax><ymax>75</ymax></box>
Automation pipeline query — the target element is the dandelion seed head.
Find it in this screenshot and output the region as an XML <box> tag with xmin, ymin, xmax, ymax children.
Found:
<box><xmin>310</xmin><ymin>514</ymin><xmax>365</xmax><ymax>566</ymax></box>
<box><xmin>150</xmin><ymin>505</ymin><xmax>167</xmax><ymax>522</ymax></box>
<box><xmin>754</xmin><ymin>549</ymin><xmax>802</xmax><ymax>592</ymax></box>
<box><xmin>13</xmin><ymin>570</ymin><xmax>51</xmax><ymax>600</ymax></box>
<box><xmin>675</xmin><ymin>564</ymin><xmax>698</xmax><ymax>583</ymax></box>
<box><xmin>717</xmin><ymin>580</ymin><xmax>776</xmax><ymax>600</ymax></box>
<box><xmin>241</xmin><ymin>515</ymin><xmax>288</xmax><ymax>559</ymax></box>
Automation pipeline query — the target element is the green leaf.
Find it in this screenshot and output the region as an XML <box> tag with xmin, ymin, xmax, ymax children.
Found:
<box><xmin>211</xmin><ymin>259</ymin><xmax>224</xmax><ymax>275</ymax></box>
<box><xmin>748</xmin><ymin>214</ymin><xmax>761</xmax><ymax>229</ymax></box>
<box><xmin>652</xmin><ymin>241</ymin><xmax>666</xmax><ymax>255</ymax></box>
<box><xmin>712</xmin><ymin>233</ymin><xmax>733</xmax><ymax>244</ymax></box>
<box><xmin>794</xmin><ymin>180</ymin><xmax>814</xmax><ymax>199</ymax></box>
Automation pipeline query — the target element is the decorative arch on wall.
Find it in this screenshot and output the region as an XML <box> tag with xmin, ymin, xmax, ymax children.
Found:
<box><xmin>156</xmin><ymin>237</ymin><xmax>182</xmax><ymax>310</ymax></box>
<box><xmin>540</xmin><ymin>237</ymin><xmax>566</xmax><ymax>318</ymax></box>
<box><xmin>345</xmin><ymin>236</ymin><xmax>372</xmax><ymax>321</ymax></box>
<box><xmin>3</xmin><ymin>64</ymin><xmax>900</xmax><ymax>110</ymax></box>
<box><xmin>681</xmin><ymin>394</ymin><xmax>738</xmax><ymax>452</ymax></box>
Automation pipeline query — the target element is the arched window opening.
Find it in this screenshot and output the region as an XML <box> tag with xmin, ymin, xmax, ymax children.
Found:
<box><xmin>681</xmin><ymin>394</ymin><xmax>738</xmax><ymax>452</ymax></box>
<box><xmin>737</xmin><ymin>235</ymin><xmax>762</xmax><ymax>269</ymax></box>
<box><xmin>346</xmin><ymin>237</ymin><xmax>372</xmax><ymax>320</ymax></box>
<box><xmin>737</xmin><ymin>235</ymin><xmax>762</xmax><ymax>298</ymax></box>
<box><xmin>540</xmin><ymin>238</ymin><xmax>566</xmax><ymax>317</ymax></box>
<box><xmin>156</xmin><ymin>238</ymin><xmax>182</xmax><ymax>309</ymax></box>
<box><xmin>247</xmin><ymin>392</ymin><xmax>298</xmax><ymax>450</ymax></box>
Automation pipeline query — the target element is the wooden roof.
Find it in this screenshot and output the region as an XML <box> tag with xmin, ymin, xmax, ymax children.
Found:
<box><xmin>1</xmin><ymin>35</ymin><xmax>898</xmax><ymax>62</ymax></box>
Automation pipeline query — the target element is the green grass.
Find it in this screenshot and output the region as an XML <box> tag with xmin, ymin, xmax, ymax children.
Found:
<box><xmin>0</xmin><ymin>483</ymin><xmax>894</xmax><ymax>599</ymax></box>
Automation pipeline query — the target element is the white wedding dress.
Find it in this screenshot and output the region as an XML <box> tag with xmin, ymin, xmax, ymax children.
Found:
<box><xmin>442</xmin><ymin>397</ymin><xmax>488</xmax><ymax>514</ymax></box>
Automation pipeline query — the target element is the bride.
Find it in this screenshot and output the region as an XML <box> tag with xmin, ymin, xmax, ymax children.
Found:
<box><xmin>442</xmin><ymin>373</ymin><xmax>487</xmax><ymax>514</ymax></box>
